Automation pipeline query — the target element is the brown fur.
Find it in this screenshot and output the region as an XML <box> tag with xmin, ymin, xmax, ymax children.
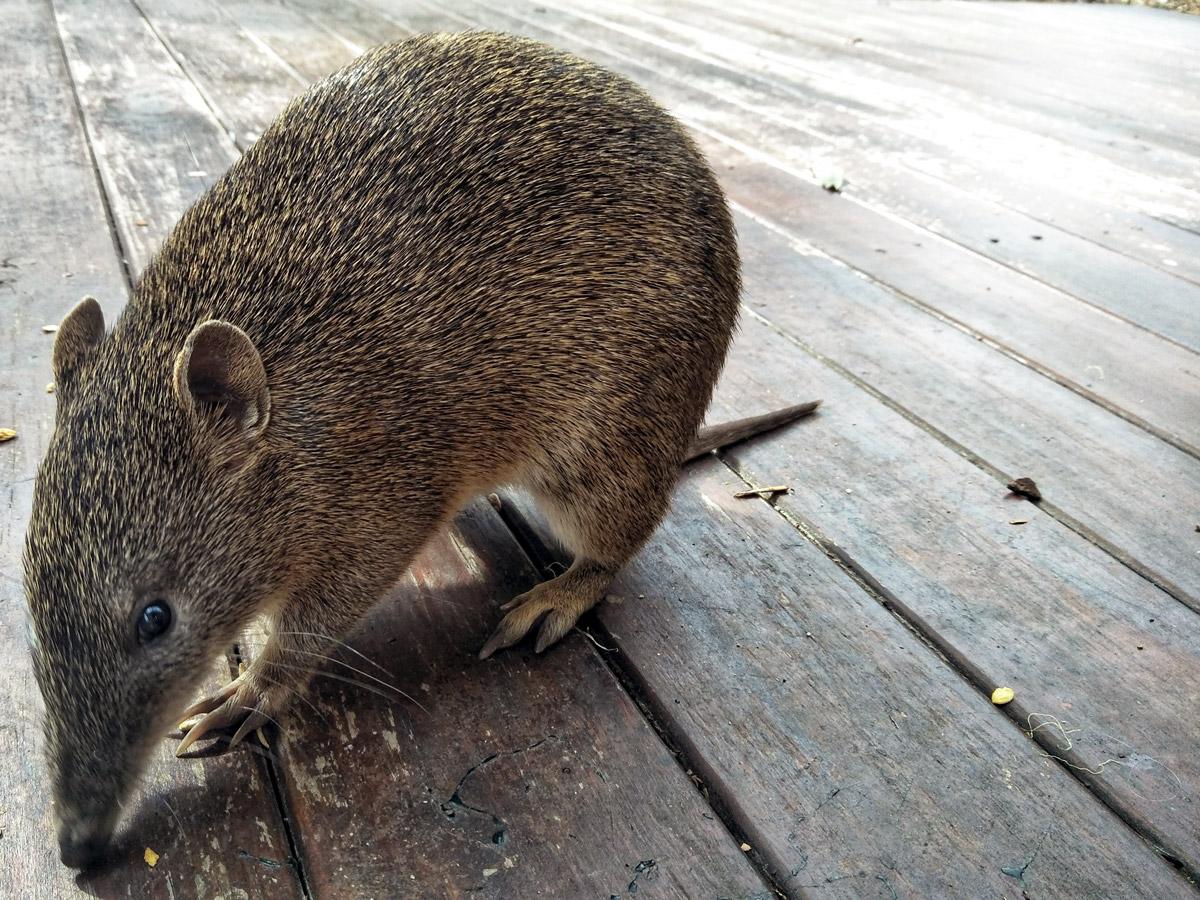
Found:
<box><xmin>23</xmin><ymin>32</ymin><xmax>809</xmax><ymax>867</ymax></box>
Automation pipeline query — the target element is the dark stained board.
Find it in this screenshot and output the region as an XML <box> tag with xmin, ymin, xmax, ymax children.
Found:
<box><xmin>177</xmin><ymin>0</ymin><xmax>1200</xmax><ymax>888</ymax></box>
<box><xmin>0</xmin><ymin>1</ymin><xmax>302</xmax><ymax>896</ymax></box>
<box><xmin>269</xmin><ymin>501</ymin><xmax>771</xmax><ymax>898</ymax></box>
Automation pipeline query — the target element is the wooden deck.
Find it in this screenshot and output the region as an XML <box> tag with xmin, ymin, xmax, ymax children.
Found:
<box><xmin>2</xmin><ymin>0</ymin><xmax>1198</xmax><ymax>897</ymax></box>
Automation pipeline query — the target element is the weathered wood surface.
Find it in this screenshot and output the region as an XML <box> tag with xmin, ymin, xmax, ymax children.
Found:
<box><xmin>0</xmin><ymin>1</ymin><xmax>303</xmax><ymax>896</ymax></box>
<box><xmin>598</xmin><ymin>461</ymin><xmax>1196</xmax><ymax>898</ymax></box>
<box><xmin>703</xmin><ymin>315</ymin><xmax>1200</xmax><ymax>881</ymax></box>
<box><xmin>556</xmin><ymin>0</ymin><xmax>1200</xmax><ymax>287</ymax></box>
<box><xmin>190</xmin><ymin>0</ymin><xmax>1200</xmax><ymax>889</ymax></box>
<box><xmin>12</xmin><ymin>0</ymin><xmax>1200</xmax><ymax>896</ymax></box>
<box><xmin>272</xmin><ymin>501</ymin><xmax>770</xmax><ymax>899</ymax></box>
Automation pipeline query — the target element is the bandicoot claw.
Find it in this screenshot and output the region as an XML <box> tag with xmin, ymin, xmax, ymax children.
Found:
<box><xmin>173</xmin><ymin>674</ymin><xmax>275</xmax><ymax>757</ymax></box>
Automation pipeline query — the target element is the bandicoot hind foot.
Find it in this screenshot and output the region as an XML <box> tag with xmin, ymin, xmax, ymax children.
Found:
<box><xmin>479</xmin><ymin>559</ymin><xmax>614</xmax><ymax>658</ymax></box>
<box><xmin>172</xmin><ymin>670</ymin><xmax>280</xmax><ymax>758</ymax></box>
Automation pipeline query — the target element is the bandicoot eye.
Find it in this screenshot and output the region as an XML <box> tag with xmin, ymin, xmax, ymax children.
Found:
<box><xmin>136</xmin><ymin>602</ymin><xmax>172</xmax><ymax>644</ymax></box>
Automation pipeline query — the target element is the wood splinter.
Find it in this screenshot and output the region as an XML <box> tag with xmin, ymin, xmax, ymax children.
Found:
<box><xmin>734</xmin><ymin>485</ymin><xmax>790</xmax><ymax>500</ymax></box>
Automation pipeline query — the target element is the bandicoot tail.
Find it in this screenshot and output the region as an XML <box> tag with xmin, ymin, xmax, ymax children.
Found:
<box><xmin>684</xmin><ymin>400</ymin><xmax>822</xmax><ymax>462</ymax></box>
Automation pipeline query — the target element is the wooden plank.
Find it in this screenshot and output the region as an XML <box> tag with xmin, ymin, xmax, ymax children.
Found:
<box><xmin>205</xmin><ymin>0</ymin><xmax>1200</xmax><ymax>885</ymax></box>
<box><xmin>53</xmin><ymin>0</ymin><xmax>240</xmax><ymax>271</ymax></box>
<box><xmin>272</xmin><ymin>500</ymin><xmax>771</xmax><ymax>898</ymax></box>
<box><xmin>698</xmin><ymin>134</ymin><xmax>1200</xmax><ymax>455</ymax></box>
<box><xmin>592</xmin><ymin>458</ymin><xmax>1196</xmax><ymax>897</ymax></box>
<box><xmin>516</xmin><ymin>0</ymin><xmax>1200</xmax><ymax>290</ymax></box>
<box><xmin>62</xmin><ymin>2</ymin><xmax>775</xmax><ymax>894</ymax></box>
<box><xmin>702</xmin><ymin>315</ymin><xmax>1200</xmax><ymax>879</ymax></box>
<box><xmin>0</xmin><ymin>1</ymin><xmax>303</xmax><ymax>895</ymax></box>
<box><xmin>733</xmin><ymin>212</ymin><xmax>1200</xmax><ymax>605</ymax></box>
<box><xmin>393</xmin><ymin>0</ymin><xmax>1200</xmax><ymax>601</ymax></box>
<box><xmin>569</xmin><ymin>0</ymin><xmax>1200</xmax><ymax>198</ymax></box>
<box><xmin>689</xmin><ymin>0</ymin><xmax>1200</xmax><ymax>163</ymax></box>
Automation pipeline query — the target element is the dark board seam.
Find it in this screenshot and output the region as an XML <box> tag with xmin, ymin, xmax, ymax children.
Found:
<box><xmin>128</xmin><ymin>0</ymin><xmax>243</xmax><ymax>145</ymax></box>
<box><xmin>1151</xmin><ymin>214</ymin><xmax>1200</xmax><ymax>240</ymax></box>
<box><xmin>229</xmin><ymin>646</ymin><xmax>316</xmax><ymax>900</ymax></box>
<box><xmin>737</xmin><ymin>209</ymin><xmax>1200</xmax><ymax>465</ymax></box>
<box><xmin>737</xmin><ymin>304</ymin><xmax>1200</xmax><ymax>617</ymax></box>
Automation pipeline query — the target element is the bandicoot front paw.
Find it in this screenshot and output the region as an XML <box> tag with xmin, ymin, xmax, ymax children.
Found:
<box><xmin>172</xmin><ymin>670</ymin><xmax>282</xmax><ymax>758</ymax></box>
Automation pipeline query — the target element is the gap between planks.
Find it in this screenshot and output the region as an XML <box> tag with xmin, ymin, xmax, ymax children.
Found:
<box><xmin>490</xmin><ymin>494</ymin><xmax>794</xmax><ymax>898</ymax></box>
<box><xmin>736</xmin><ymin>297</ymin><xmax>1197</xmax><ymax>614</ymax></box>
<box><xmin>45</xmin><ymin>0</ymin><xmax>137</xmax><ymax>298</ymax></box>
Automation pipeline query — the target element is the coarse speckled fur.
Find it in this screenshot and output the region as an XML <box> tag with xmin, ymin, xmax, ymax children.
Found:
<box><xmin>25</xmin><ymin>31</ymin><xmax>745</xmax><ymax>867</ymax></box>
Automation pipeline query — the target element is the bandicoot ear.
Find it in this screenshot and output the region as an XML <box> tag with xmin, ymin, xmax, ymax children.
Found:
<box><xmin>52</xmin><ymin>296</ymin><xmax>105</xmax><ymax>382</ymax></box>
<box><xmin>173</xmin><ymin>320</ymin><xmax>270</xmax><ymax>437</ymax></box>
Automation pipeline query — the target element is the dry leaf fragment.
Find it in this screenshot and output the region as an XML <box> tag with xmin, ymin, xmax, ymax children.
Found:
<box><xmin>0</xmin><ymin>428</ymin><xmax>16</xmax><ymax>443</ymax></box>
<box><xmin>144</xmin><ymin>847</ymin><xmax>159</xmax><ymax>867</ymax></box>
<box><xmin>734</xmin><ymin>485</ymin><xmax>790</xmax><ymax>500</ymax></box>
<box><xmin>1007</xmin><ymin>477</ymin><xmax>1042</xmax><ymax>501</ymax></box>
<box><xmin>740</xmin><ymin>843</ymin><xmax>752</xmax><ymax>852</ymax></box>
<box><xmin>991</xmin><ymin>687</ymin><xmax>1015</xmax><ymax>705</ymax></box>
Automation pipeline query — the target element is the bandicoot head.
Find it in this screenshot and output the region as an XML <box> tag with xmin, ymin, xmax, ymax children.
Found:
<box><xmin>23</xmin><ymin>297</ymin><xmax>286</xmax><ymax>868</ymax></box>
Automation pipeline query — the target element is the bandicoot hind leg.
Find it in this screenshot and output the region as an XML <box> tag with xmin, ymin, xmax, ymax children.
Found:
<box><xmin>479</xmin><ymin>558</ymin><xmax>615</xmax><ymax>658</ymax></box>
<box><xmin>479</xmin><ymin>448</ymin><xmax>676</xmax><ymax>658</ymax></box>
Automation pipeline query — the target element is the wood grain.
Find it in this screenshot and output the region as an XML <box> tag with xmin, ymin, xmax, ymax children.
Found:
<box><xmin>598</xmin><ymin>459</ymin><xmax>1196</xmax><ymax>898</ymax></box>
<box><xmin>541</xmin><ymin>0</ymin><xmax>1200</xmax><ymax>286</ymax></box>
<box><xmin>1</xmin><ymin>1</ymin><xmax>302</xmax><ymax>895</ymax></box>
<box><xmin>705</xmin><ymin>315</ymin><xmax>1200</xmax><ymax>879</ymax></box>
